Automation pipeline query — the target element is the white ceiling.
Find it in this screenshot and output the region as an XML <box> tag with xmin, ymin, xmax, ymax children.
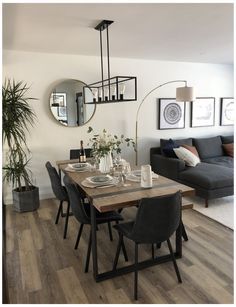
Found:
<box><xmin>3</xmin><ymin>3</ymin><xmax>234</xmax><ymax>64</ymax></box>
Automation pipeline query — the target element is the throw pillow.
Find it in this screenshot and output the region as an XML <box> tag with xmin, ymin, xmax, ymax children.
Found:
<box><xmin>222</xmin><ymin>143</ymin><xmax>234</xmax><ymax>157</ymax></box>
<box><xmin>181</xmin><ymin>144</ymin><xmax>200</xmax><ymax>157</ymax></box>
<box><xmin>173</xmin><ymin>147</ymin><xmax>200</xmax><ymax>167</ymax></box>
<box><xmin>162</xmin><ymin>139</ymin><xmax>179</xmax><ymax>158</ymax></box>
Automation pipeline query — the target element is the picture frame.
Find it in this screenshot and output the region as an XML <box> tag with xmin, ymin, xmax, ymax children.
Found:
<box><xmin>50</xmin><ymin>93</ymin><xmax>67</xmax><ymax>107</ymax></box>
<box><xmin>220</xmin><ymin>97</ymin><xmax>234</xmax><ymax>126</ymax></box>
<box><xmin>58</xmin><ymin>106</ymin><xmax>67</xmax><ymax>117</ymax></box>
<box><xmin>158</xmin><ymin>98</ymin><xmax>185</xmax><ymax>130</ymax></box>
<box><xmin>191</xmin><ymin>97</ymin><xmax>215</xmax><ymax>127</ymax></box>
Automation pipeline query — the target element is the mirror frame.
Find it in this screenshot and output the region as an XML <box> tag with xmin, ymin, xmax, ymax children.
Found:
<box><xmin>49</xmin><ymin>78</ymin><xmax>96</xmax><ymax>127</ymax></box>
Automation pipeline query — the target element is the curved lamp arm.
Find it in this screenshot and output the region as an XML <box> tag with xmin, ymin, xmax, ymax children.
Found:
<box><xmin>135</xmin><ymin>80</ymin><xmax>189</xmax><ymax>165</ymax></box>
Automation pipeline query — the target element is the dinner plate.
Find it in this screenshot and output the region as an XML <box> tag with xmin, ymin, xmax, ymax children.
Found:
<box><xmin>68</xmin><ymin>163</ymin><xmax>90</xmax><ymax>170</ymax></box>
<box><xmin>81</xmin><ymin>179</ymin><xmax>117</xmax><ymax>188</ymax></box>
<box><xmin>87</xmin><ymin>175</ymin><xmax>113</xmax><ymax>184</ymax></box>
<box><xmin>127</xmin><ymin>171</ymin><xmax>159</xmax><ymax>182</ymax></box>
<box><xmin>131</xmin><ymin>170</ymin><xmax>141</xmax><ymax>177</ymax></box>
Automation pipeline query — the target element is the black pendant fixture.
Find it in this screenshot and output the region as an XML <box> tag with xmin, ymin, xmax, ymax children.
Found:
<box><xmin>83</xmin><ymin>20</ymin><xmax>137</xmax><ymax>104</ymax></box>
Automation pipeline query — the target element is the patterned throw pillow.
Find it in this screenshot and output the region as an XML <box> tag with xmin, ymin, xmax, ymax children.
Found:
<box><xmin>222</xmin><ymin>143</ymin><xmax>234</xmax><ymax>157</ymax></box>
<box><xmin>181</xmin><ymin>144</ymin><xmax>200</xmax><ymax>157</ymax></box>
<box><xmin>173</xmin><ymin>147</ymin><xmax>200</xmax><ymax>167</ymax></box>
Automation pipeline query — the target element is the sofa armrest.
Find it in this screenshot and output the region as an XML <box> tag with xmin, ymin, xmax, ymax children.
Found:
<box><xmin>150</xmin><ymin>154</ymin><xmax>186</xmax><ymax>180</ymax></box>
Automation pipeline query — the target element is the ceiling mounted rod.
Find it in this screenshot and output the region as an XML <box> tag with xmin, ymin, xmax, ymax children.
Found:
<box><xmin>95</xmin><ymin>20</ymin><xmax>114</xmax><ymax>101</ymax></box>
<box><xmin>99</xmin><ymin>28</ymin><xmax>104</xmax><ymax>101</ymax></box>
<box><xmin>106</xmin><ymin>25</ymin><xmax>111</xmax><ymax>99</ymax></box>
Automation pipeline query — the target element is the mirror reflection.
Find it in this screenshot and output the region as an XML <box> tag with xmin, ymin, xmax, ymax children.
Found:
<box><xmin>49</xmin><ymin>79</ymin><xmax>95</xmax><ymax>127</ymax></box>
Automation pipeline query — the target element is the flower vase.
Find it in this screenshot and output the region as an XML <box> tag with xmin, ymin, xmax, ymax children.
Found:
<box><xmin>99</xmin><ymin>152</ymin><xmax>113</xmax><ymax>173</ymax></box>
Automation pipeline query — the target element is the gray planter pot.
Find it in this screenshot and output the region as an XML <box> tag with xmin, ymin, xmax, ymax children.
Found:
<box><xmin>12</xmin><ymin>186</ymin><xmax>40</xmax><ymax>212</ymax></box>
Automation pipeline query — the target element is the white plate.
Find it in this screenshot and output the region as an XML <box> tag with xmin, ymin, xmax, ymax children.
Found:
<box><xmin>81</xmin><ymin>179</ymin><xmax>117</xmax><ymax>188</ymax></box>
<box><xmin>87</xmin><ymin>175</ymin><xmax>113</xmax><ymax>184</ymax></box>
<box><xmin>131</xmin><ymin>170</ymin><xmax>141</xmax><ymax>177</ymax></box>
<box><xmin>68</xmin><ymin>163</ymin><xmax>90</xmax><ymax>170</ymax></box>
<box><xmin>126</xmin><ymin>174</ymin><xmax>140</xmax><ymax>182</ymax></box>
<box><xmin>127</xmin><ymin>171</ymin><xmax>159</xmax><ymax>182</ymax></box>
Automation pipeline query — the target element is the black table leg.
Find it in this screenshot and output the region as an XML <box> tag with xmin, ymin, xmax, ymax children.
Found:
<box><xmin>90</xmin><ymin>203</ymin><xmax>98</xmax><ymax>280</ymax></box>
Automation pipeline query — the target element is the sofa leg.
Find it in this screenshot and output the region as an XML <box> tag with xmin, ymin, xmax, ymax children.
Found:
<box><xmin>205</xmin><ymin>199</ymin><xmax>208</xmax><ymax>208</ymax></box>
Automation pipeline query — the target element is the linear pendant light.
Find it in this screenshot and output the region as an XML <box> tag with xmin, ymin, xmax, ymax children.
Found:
<box><xmin>83</xmin><ymin>20</ymin><xmax>137</xmax><ymax>104</ymax></box>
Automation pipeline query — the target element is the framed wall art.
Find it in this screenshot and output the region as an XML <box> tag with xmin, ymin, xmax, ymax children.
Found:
<box><xmin>191</xmin><ymin>97</ymin><xmax>215</xmax><ymax>127</ymax></box>
<box><xmin>58</xmin><ymin>106</ymin><xmax>67</xmax><ymax>117</ymax></box>
<box><xmin>158</xmin><ymin>98</ymin><xmax>185</xmax><ymax>130</ymax></box>
<box><xmin>220</xmin><ymin>97</ymin><xmax>234</xmax><ymax>126</ymax></box>
<box><xmin>50</xmin><ymin>93</ymin><xmax>67</xmax><ymax>107</ymax></box>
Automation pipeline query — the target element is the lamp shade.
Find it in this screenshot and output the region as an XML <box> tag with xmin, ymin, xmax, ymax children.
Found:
<box><xmin>176</xmin><ymin>86</ymin><xmax>195</xmax><ymax>102</ymax></box>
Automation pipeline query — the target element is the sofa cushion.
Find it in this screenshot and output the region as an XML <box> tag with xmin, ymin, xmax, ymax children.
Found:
<box><xmin>160</xmin><ymin>138</ymin><xmax>192</xmax><ymax>156</ymax></box>
<box><xmin>161</xmin><ymin>139</ymin><xmax>179</xmax><ymax>158</ymax></box>
<box><xmin>179</xmin><ymin>163</ymin><xmax>233</xmax><ymax>189</ymax></box>
<box><xmin>193</xmin><ymin>136</ymin><xmax>223</xmax><ymax>159</ymax></box>
<box><xmin>174</xmin><ymin>147</ymin><xmax>200</xmax><ymax>167</ymax></box>
<box><xmin>221</xmin><ymin>135</ymin><xmax>234</xmax><ymax>144</ymax></box>
<box><xmin>202</xmin><ymin>156</ymin><xmax>233</xmax><ymax>168</ymax></box>
<box><xmin>222</xmin><ymin>143</ymin><xmax>234</xmax><ymax>157</ymax></box>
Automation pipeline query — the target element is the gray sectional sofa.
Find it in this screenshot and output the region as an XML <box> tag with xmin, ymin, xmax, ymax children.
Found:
<box><xmin>150</xmin><ymin>135</ymin><xmax>234</xmax><ymax>207</ymax></box>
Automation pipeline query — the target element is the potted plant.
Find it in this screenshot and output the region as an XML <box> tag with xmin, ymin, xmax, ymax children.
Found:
<box><xmin>2</xmin><ymin>79</ymin><xmax>39</xmax><ymax>212</ymax></box>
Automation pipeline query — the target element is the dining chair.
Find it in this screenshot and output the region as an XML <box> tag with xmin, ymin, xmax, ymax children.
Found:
<box><xmin>113</xmin><ymin>191</ymin><xmax>182</xmax><ymax>300</ymax></box>
<box><xmin>63</xmin><ymin>175</ymin><xmax>128</xmax><ymax>272</ymax></box>
<box><xmin>45</xmin><ymin>161</ymin><xmax>71</xmax><ymax>239</ymax></box>
<box><xmin>70</xmin><ymin>148</ymin><xmax>92</xmax><ymax>159</ymax></box>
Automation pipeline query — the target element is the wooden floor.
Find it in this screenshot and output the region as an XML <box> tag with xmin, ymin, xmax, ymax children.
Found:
<box><xmin>5</xmin><ymin>199</ymin><xmax>234</xmax><ymax>304</ymax></box>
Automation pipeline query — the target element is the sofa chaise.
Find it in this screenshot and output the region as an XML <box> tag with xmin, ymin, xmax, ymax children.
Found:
<box><xmin>150</xmin><ymin>135</ymin><xmax>234</xmax><ymax>207</ymax></box>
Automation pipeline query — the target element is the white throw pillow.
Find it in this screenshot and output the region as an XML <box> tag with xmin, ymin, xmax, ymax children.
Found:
<box><xmin>173</xmin><ymin>147</ymin><xmax>200</xmax><ymax>167</ymax></box>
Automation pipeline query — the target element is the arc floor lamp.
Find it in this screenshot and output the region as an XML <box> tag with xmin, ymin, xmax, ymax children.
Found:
<box><xmin>135</xmin><ymin>80</ymin><xmax>195</xmax><ymax>165</ymax></box>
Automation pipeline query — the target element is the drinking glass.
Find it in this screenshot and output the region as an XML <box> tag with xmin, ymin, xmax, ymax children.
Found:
<box><xmin>113</xmin><ymin>170</ymin><xmax>122</xmax><ymax>186</ymax></box>
<box><xmin>89</xmin><ymin>157</ymin><xmax>98</xmax><ymax>172</ymax></box>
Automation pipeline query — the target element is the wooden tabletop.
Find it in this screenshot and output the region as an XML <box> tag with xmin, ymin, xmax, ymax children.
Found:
<box><xmin>58</xmin><ymin>161</ymin><xmax>195</xmax><ymax>213</ymax></box>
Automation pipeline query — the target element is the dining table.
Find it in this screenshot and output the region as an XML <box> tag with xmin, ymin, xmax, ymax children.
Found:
<box><xmin>56</xmin><ymin>158</ymin><xmax>195</xmax><ymax>282</ymax></box>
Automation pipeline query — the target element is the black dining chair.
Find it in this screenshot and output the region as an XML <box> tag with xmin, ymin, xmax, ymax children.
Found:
<box><xmin>63</xmin><ymin>175</ymin><xmax>128</xmax><ymax>272</ymax></box>
<box><xmin>69</xmin><ymin>147</ymin><xmax>116</xmax><ymax>241</ymax></box>
<box><xmin>70</xmin><ymin>148</ymin><xmax>92</xmax><ymax>159</ymax></box>
<box><xmin>113</xmin><ymin>191</ymin><xmax>182</xmax><ymax>300</ymax></box>
<box><xmin>45</xmin><ymin>161</ymin><xmax>71</xmax><ymax>239</ymax></box>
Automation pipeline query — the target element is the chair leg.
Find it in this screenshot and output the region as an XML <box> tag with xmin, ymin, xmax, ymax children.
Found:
<box><xmin>205</xmin><ymin>199</ymin><xmax>209</xmax><ymax>208</ymax></box>
<box><xmin>107</xmin><ymin>222</ymin><xmax>113</xmax><ymax>241</ymax></box>
<box><xmin>181</xmin><ymin>221</ymin><xmax>188</xmax><ymax>241</ymax></box>
<box><xmin>113</xmin><ymin>233</ymin><xmax>123</xmax><ymax>270</ymax></box>
<box><xmin>134</xmin><ymin>243</ymin><xmax>139</xmax><ymax>300</ymax></box>
<box><xmin>55</xmin><ymin>200</ymin><xmax>63</xmax><ymax>224</ymax></box>
<box><xmin>63</xmin><ymin>202</ymin><xmax>70</xmax><ymax>239</ymax></box>
<box><xmin>151</xmin><ymin>244</ymin><xmax>155</xmax><ymax>259</ymax></box>
<box><xmin>74</xmin><ymin>224</ymin><xmax>84</xmax><ymax>250</ymax></box>
<box><xmin>156</xmin><ymin>242</ymin><xmax>162</xmax><ymax>249</ymax></box>
<box><xmin>121</xmin><ymin>238</ymin><xmax>128</xmax><ymax>261</ymax></box>
<box><xmin>85</xmin><ymin>230</ymin><xmax>92</xmax><ymax>273</ymax></box>
<box><xmin>167</xmin><ymin>239</ymin><xmax>182</xmax><ymax>283</ymax></box>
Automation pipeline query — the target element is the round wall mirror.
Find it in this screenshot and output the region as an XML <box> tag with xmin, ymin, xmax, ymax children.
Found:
<box><xmin>49</xmin><ymin>79</ymin><xmax>96</xmax><ymax>127</ymax></box>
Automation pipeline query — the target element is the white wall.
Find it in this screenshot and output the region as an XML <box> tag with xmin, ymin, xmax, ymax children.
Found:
<box><xmin>3</xmin><ymin>49</ymin><xmax>234</xmax><ymax>203</ymax></box>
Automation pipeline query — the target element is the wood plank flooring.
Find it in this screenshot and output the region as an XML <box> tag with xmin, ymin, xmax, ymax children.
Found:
<box><xmin>5</xmin><ymin>199</ymin><xmax>233</xmax><ymax>304</ymax></box>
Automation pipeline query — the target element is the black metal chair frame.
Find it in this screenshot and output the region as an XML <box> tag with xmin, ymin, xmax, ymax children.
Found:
<box><xmin>63</xmin><ymin>175</ymin><xmax>128</xmax><ymax>273</ymax></box>
<box><xmin>112</xmin><ymin>192</ymin><xmax>183</xmax><ymax>300</ymax></box>
<box><xmin>45</xmin><ymin>161</ymin><xmax>71</xmax><ymax>239</ymax></box>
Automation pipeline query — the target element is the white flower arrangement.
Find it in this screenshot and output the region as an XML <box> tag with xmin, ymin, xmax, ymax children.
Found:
<box><xmin>87</xmin><ymin>126</ymin><xmax>136</xmax><ymax>159</ymax></box>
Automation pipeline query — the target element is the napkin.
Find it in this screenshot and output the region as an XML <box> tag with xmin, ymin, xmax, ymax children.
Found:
<box><xmin>141</xmin><ymin>164</ymin><xmax>153</xmax><ymax>188</ymax></box>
